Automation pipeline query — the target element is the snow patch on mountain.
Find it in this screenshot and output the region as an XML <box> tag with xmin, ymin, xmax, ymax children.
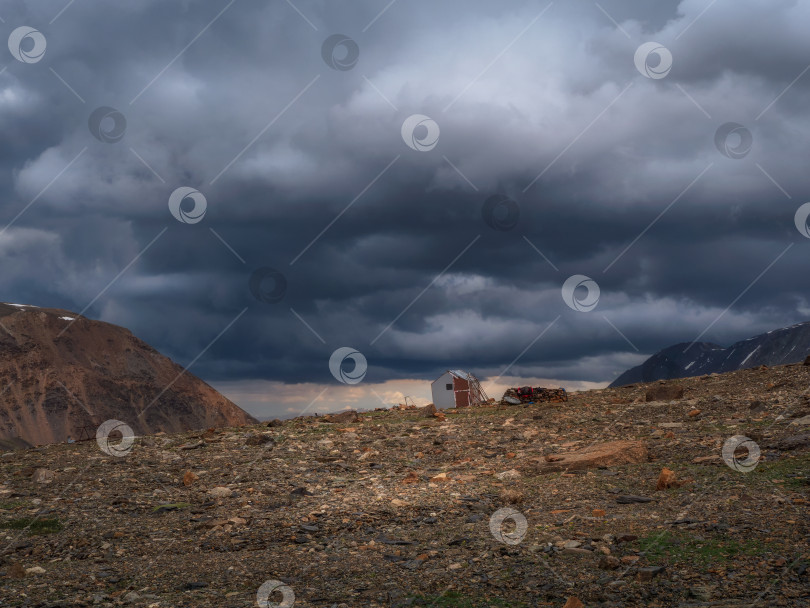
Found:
<box><xmin>610</xmin><ymin>321</ymin><xmax>810</xmax><ymax>387</ymax></box>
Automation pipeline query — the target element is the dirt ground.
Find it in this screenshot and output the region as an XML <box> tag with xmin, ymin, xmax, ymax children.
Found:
<box><xmin>1</xmin><ymin>363</ymin><xmax>808</xmax><ymax>607</ymax></box>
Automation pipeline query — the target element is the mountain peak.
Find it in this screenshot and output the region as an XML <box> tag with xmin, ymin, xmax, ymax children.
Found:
<box><xmin>0</xmin><ymin>303</ymin><xmax>256</xmax><ymax>447</ymax></box>
<box><xmin>610</xmin><ymin>321</ymin><xmax>810</xmax><ymax>387</ymax></box>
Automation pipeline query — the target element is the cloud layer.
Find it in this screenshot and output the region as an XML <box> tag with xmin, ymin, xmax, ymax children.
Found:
<box><xmin>1</xmin><ymin>0</ymin><xmax>809</xmax><ymax>415</ymax></box>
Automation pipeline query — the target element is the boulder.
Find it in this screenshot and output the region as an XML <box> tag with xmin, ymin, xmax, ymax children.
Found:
<box><xmin>182</xmin><ymin>470</ymin><xmax>199</xmax><ymax>487</ymax></box>
<box><xmin>323</xmin><ymin>410</ymin><xmax>360</xmax><ymax>424</ymax></box>
<box><xmin>418</xmin><ymin>403</ymin><xmax>437</xmax><ymax>417</ymax></box>
<box><xmin>770</xmin><ymin>433</ymin><xmax>810</xmax><ymax>450</ymax></box>
<box><xmin>208</xmin><ymin>486</ymin><xmax>233</xmax><ymax>499</ymax></box>
<box><xmin>532</xmin><ymin>440</ymin><xmax>648</xmax><ymax>473</ymax></box>
<box><xmin>656</xmin><ymin>467</ymin><xmax>677</xmax><ymax>491</ymax></box>
<box><xmin>32</xmin><ymin>468</ymin><xmax>55</xmax><ymax>484</ymax></box>
<box><xmin>245</xmin><ymin>432</ymin><xmax>275</xmax><ymax>446</ymax></box>
<box><xmin>645</xmin><ymin>384</ymin><xmax>685</xmax><ymax>401</ymax></box>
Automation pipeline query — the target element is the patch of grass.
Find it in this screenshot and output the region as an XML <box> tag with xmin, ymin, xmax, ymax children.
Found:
<box><xmin>0</xmin><ymin>517</ymin><xmax>62</xmax><ymax>535</ymax></box>
<box><xmin>637</xmin><ymin>531</ymin><xmax>775</xmax><ymax>570</ymax></box>
<box><xmin>752</xmin><ymin>453</ymin><xmax>810</xmax><ymax>488</ymax></box>
<box><xmin>410</xmin><ymin>591</ymin><xmax>525</xmax><ymax>607</ymax></box>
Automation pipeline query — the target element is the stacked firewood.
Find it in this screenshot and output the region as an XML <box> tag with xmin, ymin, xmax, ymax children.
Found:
<box><xmin>501</xmin><ymin>386</ymin><xmax>568</xmax><ymax>404</ymax></box>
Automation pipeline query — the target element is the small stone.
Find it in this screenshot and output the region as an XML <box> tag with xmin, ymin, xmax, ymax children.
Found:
<box><xmin>402</xmin><ymin>472</ymin><xmax>419</xmax><ymax>484</ymax></box>
<box><xmin>562</xmin><ymin>597</ymin><xmax>584</xmax><ymax>608</ymax></box>
<box><xmin>500</xmin><ymin>488</ymin><xmax>524</xmax><ymax>504</ymax></box>
<box><xmin>32</xmin><ymin>468</ymin><xmax>55</xmax><ymax>484</ymax></box>
<box><xmin>656</xmin><ymin>468</ymin><xmax>677</xmax><ymax>491</ymax></box>
<box><xmin>182</xmin><ymin>470</ymin><xmax>198</xmax><ymax>487</ymax></box>
<box><xmin>688</xmin><ymin>409</ymin><xmax>702</xmax><ymax>417</ymax></box>
<box><xmin>598</xmin><ymin>555</ymin><xmax>621</xmax><ymax>570</ymax></box>
<box><xmin>592</xmin><ymin>509</ymin><xmax>606</xmax><ymax>517</ymax></box>
<box><xmin>123</xmin><ymin>591</ymin><xmax>140</xmax><ymax>603</ymax></box>
<box><xmin>621</xmin><ymin>555</ymin><xmax>639</xmax><ymax>564</ymax></box>
<box><xmin>25</xmin><ymin>566</ymin><xmax>46</xmax><ymax>575</ymax></box>
<box><xmin>495</xmin><ymin>469</ymin><xmax>521</xmax><ymax>480</ymax></box>
<box><xmin>563</xmin><ymin>540</ymin><xmax>582</xmax><ymax>549</ymax></box>
<box><xmin>689</xmin><ymin>585</ymin><xmax>712</xmax><ymax>601</ymax></box>
<box><xmin>390</xmin><ymin>498</ymin><xmax>409</xmax><ymax>507</ymax></box>
<box><xmin>208</xmin><ymin>486</ymin><xmax>233</xmax><ymax>499</ymax></box>
<box><xmin>636</xmin><ymin>566</ymin><xmax>665</xmax><ymax>581</ymax></box>
<box><xmin>790</xmin><ymin>415</ymin><xmax>810</xmax><ymax>426</ymax></box>
<box><xmin>179</xmin><ymin>440</ymin><xmax>205</xmax><ymax>450</ymax></box>
<box><xmin>616</xmin><ymin>495</ymin><xmax>652</xmax><ymax>504</ymax></box>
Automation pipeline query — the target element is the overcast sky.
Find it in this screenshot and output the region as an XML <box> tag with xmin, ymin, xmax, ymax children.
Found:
<box><xmin>2</xmin><ymin>0</ymin><xmax>809</xmax><ymax>417</ymax></box>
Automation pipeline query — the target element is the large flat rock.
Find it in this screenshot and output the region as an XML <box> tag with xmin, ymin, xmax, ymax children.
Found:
<box><xmin>532</xmin><ymin>440</ymin><xmax>648</xmax><ymax>473</ymax></box>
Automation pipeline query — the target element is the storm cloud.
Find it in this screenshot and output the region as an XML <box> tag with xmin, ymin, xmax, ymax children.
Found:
<box><xmin>2</xmin><ymin>0</ymin><xmax>809</xmax><ymax>415</ymax></box>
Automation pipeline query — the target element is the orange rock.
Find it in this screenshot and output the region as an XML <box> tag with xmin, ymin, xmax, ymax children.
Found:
<box><xmin>536</xmin><ymin>440</ymin><xmax>648</xmax><ymax>473</ymax></box>
<box><xmin>182</xmin><ymin>470</ymin><xmax>198</xmax><ymax>487</ymax></box>
<box><xmin>563</xmin><ymin>597</ymin><xmax>585</xmax><ymax>608</ymax></box>
<box><xmin>692</xmin><ymin>455</ymin><xmax>720</xmax><ymax>463</ymax></box>
<box><xmin>430</xmin><ymin>472</ymin><xmax>451</xmax><ymax>483</ymax></box>
<box><xmin>621</xmin><ymin>555</ymin><xmax>639</xmax><ymax>564</ymax></box>
<box><xmin>592</xmin><ymin>509</ymin><xmax>606</xmax><ymax>517</ymax></box>
<box><xmin>419</xmin><ymin>403</ymin><xmax>437</xmax><ymax>417</ymax></box>
<box><xmin>550</xmin><ymin>509</ymin><xmax>572</xmax><ymax>514</ymax></box>
<box><xmin>688</xmin><ymin>409</ymin><xmax>701</xmax><ymax>417</ymax></box>
<box><xmin>402</xmin><ymin>472</ymin><xmax>420</xmax><ymax>484</ymax></box>
<box><xmin>656</xmin><ymin>467</ymin><xmax>677</xmax><ymax>491</ymax></box>
<box><xmin>506</xmin><ymin>452</ymin><xmax>516</xmax><ymax>459</ymax></box>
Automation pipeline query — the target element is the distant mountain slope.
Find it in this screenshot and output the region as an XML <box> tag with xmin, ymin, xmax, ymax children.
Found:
<box><xmin>0</xmin><ymin>303</ymin><xmax>256</xmax><ymax>446</ymax></box>
<box><xmin>609</xmin><ymin>321</ymin><xmax>810</xmax><ymax>387</ymax></box>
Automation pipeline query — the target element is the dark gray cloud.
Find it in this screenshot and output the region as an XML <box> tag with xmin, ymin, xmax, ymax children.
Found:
<box><xmin>1</xmin><ymin>0</ymin><xmax>809</xmax><ymax>406</ymax></box>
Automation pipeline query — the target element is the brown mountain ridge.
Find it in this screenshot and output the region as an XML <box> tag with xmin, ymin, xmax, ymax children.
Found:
<box><xmin>0</xmin><ymin>302</ymin><xmax>256</xmax><ymax>447</ymax></box>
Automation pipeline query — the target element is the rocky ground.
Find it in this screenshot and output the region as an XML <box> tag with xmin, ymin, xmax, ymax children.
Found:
<box><xmin>1</xmin><ymin>364</ymin><xmax>809</xmax><ymax>607</ymax></box>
